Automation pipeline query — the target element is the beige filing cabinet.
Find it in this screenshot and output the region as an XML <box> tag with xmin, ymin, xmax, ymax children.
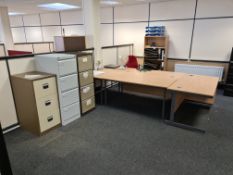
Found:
<box><xmin>76</xmin><ymin>53</ymin><xmax>96</xmax><ymax>114</ymax></box>
<box><xmin>11</xmin><ymin>72</ymin><xmax>61</xmax><ymax>135</ymax></box>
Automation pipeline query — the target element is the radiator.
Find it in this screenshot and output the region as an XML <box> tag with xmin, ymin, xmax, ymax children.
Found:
<box><xmin>175</xmin><ymin>64</ymin><xmax>224</xmax><ymax>81</ymax></box>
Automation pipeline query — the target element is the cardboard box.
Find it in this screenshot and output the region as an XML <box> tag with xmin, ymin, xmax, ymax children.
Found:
<box><xmin>54</xmin><ymin>36</ymin><xmax>86</xmax><ymax>52</ymax></box>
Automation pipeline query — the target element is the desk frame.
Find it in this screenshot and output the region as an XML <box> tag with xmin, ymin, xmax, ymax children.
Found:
<box><xmin>95</xmin><ymin>79</ymin><xmax>168</xmax><ymax>120</ymax></box>
<box><xmin>165</xmin><ymin>91</ymin><xmax>215</xmax><ymax>133</ymax></box>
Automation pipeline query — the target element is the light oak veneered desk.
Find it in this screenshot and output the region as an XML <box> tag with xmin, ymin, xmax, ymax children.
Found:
<box><xmin>94</xmin><ymin>68</ymin><xmax>184</xmax><ymax>119</ymax></box>
<box><xmin>94</xmin><ymin>68</ymin><xmax>219</xmax><ymax>132</ymax></box>
<box><xmin>166</xmin><ymin>74</ymin><xmax>219</xmax><ymax>133</ymax></box>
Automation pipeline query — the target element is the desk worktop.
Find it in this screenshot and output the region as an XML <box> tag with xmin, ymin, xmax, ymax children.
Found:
<box><xmin>168</xmin><ymin>74</ymin><xmax>219</xmax><ymax>97</ymax></box>
<box><xmin>94</xmin><ymin>68</ymin><xmax>219</xmax><ymax>98</ymax></box>
<box><xmin>94</xmin><ymin>68</ymin><xmax>185</xmax><ymax>89</ymax></box>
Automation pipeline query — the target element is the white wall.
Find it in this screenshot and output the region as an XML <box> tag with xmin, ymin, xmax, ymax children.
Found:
<box><xmin>107</xmin><ymin>0</ymin><xmax>233</xmax><ymax>61</ymax></box>
<box><xmin>191</xmin><ymin>0</ymin><xmax>233</xmax><ymax>61</ymax></box>
<box><xmin>9</xmin><ymin>10</ymin><xmax>85</xmax><ymax>43</ymax></box>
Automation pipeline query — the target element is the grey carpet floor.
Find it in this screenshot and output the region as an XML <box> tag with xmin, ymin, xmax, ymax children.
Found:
<box><xmin>4</xmin><ymin>90</ymin><xmax>233</xmax><ymax>175</ymax></box>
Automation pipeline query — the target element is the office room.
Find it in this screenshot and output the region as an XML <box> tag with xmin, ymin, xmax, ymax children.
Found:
<box><xmin>0</xmin><ymin>0</ymin><xmax>233</xmax><ymax>174</ymax></box>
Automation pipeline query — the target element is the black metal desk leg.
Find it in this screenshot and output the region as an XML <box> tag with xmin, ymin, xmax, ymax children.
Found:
<box><xmin>170</xmin><ymin>92</ymin><xmax>176</xmax><ymax>121</ymax></box>
<box><xmin>104</xmin><ymin>80</ymin><xmax>108</xmax><ymax>104</ymax></box>
<box><xmin>100</xmin><ymin>80</ymin><xmax>103</xmax><ymax>105</ymax></box>
<box><xmin>161</xmin><ymin>90</ymin><xmax>166</xmax><ymax>120</ymax></box>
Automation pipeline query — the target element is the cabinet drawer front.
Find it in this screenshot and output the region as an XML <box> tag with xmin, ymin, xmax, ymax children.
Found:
<box><xmin>79</xmin><ymin>70</ymin><xmax>93</xmax><ymax>86</ymax></box>
<box><xmin>39</xmin><ymin>109</ymin><xmax>61</xmax><ymax>132</ymax></box>
<box><xmin>58</xmin><ymin>58</ymin><xmax>77</xmax><ymax>76</ymax></box>
<box><xmin>61</xmin><ymin>88</ymin><xmax>79</xmax><ymax>107</ymax></box>
<box><xmin>81</xmin><ymin>97</ymin><xmax>95</xmax><ymax>113</ymax></box>
<box><xmin>59</xmin><ymin>74</ymin><xmax>78</xmax><ymax>92</ymax></box>
<box><xmin>78</xmin><ymin>55</ymin><xmax>93</xmax><ymax>72</ymax></box>
<box><xmin>34</xmin><ymin>77</ymin><xmax>57</xmax><ymax>98</ymax></box>
<box><xmin>80</xmin><ymin>83</ymin><xmax>94</xmax><ymax>101</ymax></box>
<box><xmin>61</xmin><ymin>102</ymin><xmax>80</xmax><ymax>121</ymax></box>
<box><xmin>36</xmin><ymin>95</ymin><xmax>59</xmax><ymax>117</ymax></box>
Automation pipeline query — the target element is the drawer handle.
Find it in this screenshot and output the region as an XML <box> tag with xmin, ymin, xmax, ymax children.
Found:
<box><xmin>83</xmin><ymin>87</ymin><xmax>90</xmax><ymax>93</ymax></box>
<box><xmin>45</xmin><ymin>100</ymin><xmax>51</xmax><ymax>106</ymax></box>
<box><xmin>82</xmin><ymin>57</ymin><xmax>88</xmax><ymax>63</ymax></box>
<box><xmin>86</xmin><ymin>99</ymin><xmax>92</xmax><ymax>106</ymax></box>
<box><xmin>47</xmin><ymin>116</ymin><xmax>53</xmax><ymax>122</ymax></box>
<box><xmin>42</xmin><ymin>83</ymin><xmax>49</xmax><ymax>89</ymax></box>
<box><xmin>83</xmin><ymin>72</ymin><xmax>89</xmax><ymax>78</ymax></box>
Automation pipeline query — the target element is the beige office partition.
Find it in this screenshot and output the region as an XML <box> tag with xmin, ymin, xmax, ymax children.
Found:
<box><xmin>0</xmin><ymin>61</ymin><xmax>18</xmax><ymax>129</ymax></box>
<box><xmin>102</xmin><ymin>48</ymin><xmax>117</xmax><ymax>66</ymax></box>
<box><xmin>8</xmin><ymin>57</ymin><xmax>36</xmax><ymax>75</ymax></box>
<box><xmin>14</xmin><ymin>44</ymin><xmax>33</xmax><ymax>52</ymax></box>
<box><xmin>33</xmin><ymin>43</ymin><xmax>51</xmax><ymax>53</ymax></box>
<box><xmin>0</xmin><ymin>45</ymin><xmax>5</xmax><ymax>57</ymax></box>
<box><xmin>0</xmin><ymin>57</ymin><xmax>36</xmax><ymax>129</ymax></box>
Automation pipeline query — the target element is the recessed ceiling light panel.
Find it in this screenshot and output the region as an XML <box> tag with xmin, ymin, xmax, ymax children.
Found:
<box><xmin>100</xmin><ymin>0</ymin><xmax>120</xmax><ymax>5</ymax></box>
<box><xmin>8</xmin><ymin>12</ymin><xmax>25</xmax><ymax>16</ymax></box>
<box><xmin>38</xmin><ymin>3</ymin><xmax>80</xmax><ymax>11</ymax></box>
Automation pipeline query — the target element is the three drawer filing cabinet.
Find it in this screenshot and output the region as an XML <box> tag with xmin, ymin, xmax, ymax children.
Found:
<box><xmin>11</xmin><ymin>72</ymin><xmax>61</xmax><ymax>135</ymax></box>
<box><xmin>76</xmin><ymin>53</ymin><xmax>96</xmax><ymax>114</ymax></box>
<box><xmin>35</xmin><ymin>54</ymin><xmax>81</xmax><ymax>125</ymax></box>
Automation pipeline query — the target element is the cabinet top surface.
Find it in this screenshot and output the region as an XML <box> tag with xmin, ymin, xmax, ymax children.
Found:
<box><xmin>35</xmin><ymin>53</ymin><xmax>76</xmax><ymax>60</ymax></box>
<box><xmin>11</xmin><ymin>71</ymin><xmax>55</xmax><ymax>81</ymax></box>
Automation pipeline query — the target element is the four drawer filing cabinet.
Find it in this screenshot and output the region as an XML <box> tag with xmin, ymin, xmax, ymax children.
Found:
<box><xmin>76</xmin><ymin>53</ymin><xmax>96</xmax><ymax>114</ymax></box>
<box><xmin>11</xmin><ymin>72</ymin><xmax>61</xmax><ymax>135</ymax></box>
<box><xmin>35</xmin><ymin>54</ymin><xmax>81</xmax><ymax>125</ymax></box>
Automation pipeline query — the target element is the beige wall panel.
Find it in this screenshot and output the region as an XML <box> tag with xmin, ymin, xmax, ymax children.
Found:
<box><xmin>0</xmin><ymin>61</ymin><xmax>18</xmax><ymax>128</ymax></box>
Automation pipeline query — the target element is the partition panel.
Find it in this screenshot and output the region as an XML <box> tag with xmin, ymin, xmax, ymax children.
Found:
<box><xmin>11</xmin><ymin>28</ymin><xmax>26</xmax><ymax>43</ymax></box>
<box><xmin>191</xmin><ymin>18</ymin><xmax>233</xmax><ymax>61</ymax></box>
<box><xmin>25</xmin><ymin>27</ymin><xmax>43</xmax><ymax>42</ymax></box>
<box><xmin>102</xmin><ymin>48</ymin><xmax>117</xmax><ymax>66</ymax></box>
<box><xmin>9</xmin><ymin>57</ymin><xmax>36</xmax><ymax>75</ymax></box>
<box><xmin>118</xmin><ymin>47</ymin><xmax>131</xmax><ymax>61</ymax></box>
<box><xmin>0</xmin><ymin>45</ymin><xmax>5</xmax><ymax>57</ymax></box>
<box><xmin>33</xmin><ymin>43</ymin><xmax>51</xmax><ymax>53</ymax></box>
<box><xmin>0</xmin><ymin>61</ymin><xmax>18</xmax><ymax>129</ymax></box>
<box><xmin>14</xmin><ymin>44</ymin><xmax>33</xmax><ymax>52</ymax></box>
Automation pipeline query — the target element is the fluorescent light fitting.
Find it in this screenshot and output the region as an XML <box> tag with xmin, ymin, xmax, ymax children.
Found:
<box><xmin>8</xmin><ymin>12</ymin><xmax>25</xmax><ymax>16</ymax></box>
<box><xmin>100</xmin><ymin>0</ymin><xmax>120</xmax><ymax>5</ymax></box>
<box><xmin>38</xmin><ymin>3</ymin><xmax>79</xmax><ymax>10</ymax></box>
